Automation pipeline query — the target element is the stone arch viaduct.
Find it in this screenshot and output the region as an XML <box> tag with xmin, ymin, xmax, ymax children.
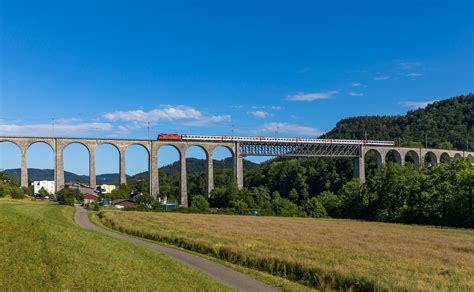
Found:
<box><xmin>0</xmin><ymin>136</ymin><xmax>472</xmax><ymax>207</ymax></box>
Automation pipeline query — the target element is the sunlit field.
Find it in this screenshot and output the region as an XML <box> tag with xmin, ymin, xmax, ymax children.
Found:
<box><xmin>99</xmin><ymin>210</ymin><xmax>474</xmax><ymax>290</ymax></box>
<box><xmin>0</xmin><ymin>199</ymin><xmax>230</xmax><ymax>290</ymax></box>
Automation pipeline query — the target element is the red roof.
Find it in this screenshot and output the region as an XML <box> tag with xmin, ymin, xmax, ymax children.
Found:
<box><xmin>83</xmin><ymin>194</ymin><xmax>97</xmax><ymax>200</ymax></box>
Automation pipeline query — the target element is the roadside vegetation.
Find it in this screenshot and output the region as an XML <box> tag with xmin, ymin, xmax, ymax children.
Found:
<box><xmin>0</xmin><ymin>199</ymin><xmax>230</xmax><ymax>290</ymax></box>
<box><xmin>98</xmin><ymin>210</ymin><xmax>474</xmax><ymax>291</ymax></box>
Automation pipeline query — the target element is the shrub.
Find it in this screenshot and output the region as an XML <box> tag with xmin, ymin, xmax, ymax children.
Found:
<box><xmin>10</xmin><ymin>186</ymin><xmax>25</xmax><ymax>199</ymax></box>
<box><xmin>190</xmin><ymin>195</ymin><xmax>210</xmax><ymax>213</ymax></box>
<box><xmin>304</xmin><ymin>197</ymin><xmax>328</xmax><ymax>218</ymax></box>
<box><xmin>56</xmin><ymin>188</ymin><xmax>82</xmax><ymax>206</ymax></box>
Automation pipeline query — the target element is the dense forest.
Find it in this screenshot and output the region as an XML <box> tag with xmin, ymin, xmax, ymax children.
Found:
<box><xmin>323</xmin><ymin>93</ymin><xmax>474</xmax><ymax>150</ymax></box>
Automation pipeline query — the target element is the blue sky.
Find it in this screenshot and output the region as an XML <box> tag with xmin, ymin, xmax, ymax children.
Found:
<box><xmin>1</xmin><ymin>0</ymin><xmax>473</xmax><ymax>176</ymax></box>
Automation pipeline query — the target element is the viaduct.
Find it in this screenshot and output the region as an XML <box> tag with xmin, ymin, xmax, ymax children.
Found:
<box><xmin>0</xmin><ymin>136</ymin><xmax>473</xmax><ymax>207</ymax></box>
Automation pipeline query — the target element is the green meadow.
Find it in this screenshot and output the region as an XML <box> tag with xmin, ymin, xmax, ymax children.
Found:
<box><xmin>0</xmin><ymin>199</ymin><xmax>230</xmax><ymax>290</ymax></box>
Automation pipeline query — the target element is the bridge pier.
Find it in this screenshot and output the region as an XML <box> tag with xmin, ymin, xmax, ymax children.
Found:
<box><xmin>119</xmin><ymin>149</ymin><xmax>126</xmax><ymax>185</ymax></box>
<box><xmin>179</xmin><ymin>149</ymin><xmax>188</xmax><ymax>207</ymax></box>
<box><xmin>206</xmin><ymin>151</ymin><xmax>214</xmax><ymax>199</ymax></box>
<box><xmin>55</xmin><ymin>143</ymin><xmax>64</xmax><ymax>192</ymax></box>
<box><xmin>234</xmin><ymin>143</ymin><xmax>244</xmax><ymax>189</ymax></box>
<box><xmin>150</xmin><ymin>144</ymin><xmax>159</xmax><ymax>199</ymax></box>
<box><xmin>89</xmin><ymin>146</ymin><xmax>96</xmax><ymax>190</ymax></box>
<box><xmin>353</xmin><ymin>151</ymin><xmax>365</xmax><ymax>183</ymax></box>
<box><xmin>21</xmin><ymin>148</ymin><xmax>28</xmax><ymax>188</ymax></box>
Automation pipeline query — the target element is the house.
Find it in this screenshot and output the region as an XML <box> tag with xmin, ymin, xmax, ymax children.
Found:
<box><xmin>111</xmin><ymin>199</ymin><xmax>136</xmax><ymax>209</ymax></box>
<box><xmin>32</xmin><ymin>180</ymin><xmax>55</xmax><ymax>195</ymax></box>
<box><xmin>97</xmin><ymin>184</ymin><xmax>116</xmax><ymax>194</ymax></box>
<box><xmin>83</xmin><ymin>193</ymin><xmax>97</xmax><ymax>204</ymax></box>
<box><xmin>64</xmin><ymin>182</ymin><xmax>95</xmax><ymax>195</ymax></box>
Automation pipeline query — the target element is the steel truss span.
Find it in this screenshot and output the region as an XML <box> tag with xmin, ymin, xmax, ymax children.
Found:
<box><xmin>239</xmin><ymin>142</ymin><xmax>361</xmax><ymax>157</ymax></box>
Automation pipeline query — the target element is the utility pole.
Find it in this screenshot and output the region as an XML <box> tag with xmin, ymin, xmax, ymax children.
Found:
<box><xmin>147</xmin><ymin>122</ymin><xmax>150</xmax><ymax>140</ymax></box>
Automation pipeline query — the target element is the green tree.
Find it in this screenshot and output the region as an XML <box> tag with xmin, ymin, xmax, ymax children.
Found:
<box><xmin>190</xmin><ymin>195</ymin><xmax>210</xmax><ymax>213</ymax></box>
<box><xmin>37</xmin><ymin>187</ymin><xmax>49</xmax><ymax>199</ymax></box>
<box><xmin>56</xmin><ymin>188</ymin><xmax>82</xmax><ymax>206</ymax></box>
<box><xmin>304</xmin><ymin>197</ymin><xmax>328</xmax><ymax>218</ymax></box>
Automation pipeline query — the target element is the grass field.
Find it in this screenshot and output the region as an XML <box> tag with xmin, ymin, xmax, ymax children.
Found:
<box><xmin>99</xmin><ymin>210</ymin><xmax>474</xmax><ymax>291</ymax></box>
<box><xmin>0</xmin><ymin>199</ymin><xmax>230</xmax><ymax>290</ymax></box>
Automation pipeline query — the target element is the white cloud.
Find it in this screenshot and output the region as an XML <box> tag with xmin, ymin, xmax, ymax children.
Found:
<box><xmin>251</xmin><ymin>122</ymin><xmax>323</xmax><ymax>136</ymax></box>
<box><xmin>349</xmin><ymin>92</ymin><xmax>363</xmax><ymax>97</ymax></box>
<box><xmin>351</xmin><ymin>83</ymin><xmax>362</xmax><ymax>87</ymax></box>
<box><xmin>104</xmin><ymin>105</ymin><xmax>231</xmax><ymax>127</ymax></box>
<box><xmin>248</xmin><ymin>111</ymin><xmax>268</xmax><ymax>119</ymax></box>
<box><xmin>182</xmin><ymin>115</ymin><xmax>231</xmax><ymax>127</ymax></box>
<box><xmin>286</xmin><ymin>91</ymin><xmax>338</xmax><ymax>101</ymax></box>
<box><xmin>374</xmin><ymin>76</ymin><xmax>391</xmax><ymax>81</ymax></box>
<box><xmin>0</xmin><ymin>122</ymin><xmax>112</xmax><ymax>136</ymax></box>
<box><xmin>270</xmin><ymin>106</ymin><xmax>283</xmax><ymax>110</ymax></box>
<box><xmin>405</xmin><ymin>72</ymin><xmax>424</xmax><ymax>78</ymax></box>
<box><xmin>399</xmin><ymin>100</ymin><xmax>437</xmax><ymax>109</ymax></box>
<box><xmin>399</xmin><ymin>62</ymin><xmax>421</xmax><ymax>70</ymax></box>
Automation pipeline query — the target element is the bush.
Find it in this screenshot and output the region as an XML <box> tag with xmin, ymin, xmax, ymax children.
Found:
<box><xmin>304</xmin><ymin>197</ymin><xmax>328</xmax><ymax>218</ymax></box>
<box><xmin>10</xmin><ymin>186</ymin><xmax>25</xmax><ymax>199</ymax></box>
<box><xmin>56</xmin><ymin>188</ymin><xmax>82</xmax><ymax>206</ymax></box>
<box><xmin>190</xmin><ymin>195</ymin><xmax>210</xmax><ymax>213</ymax></box>
<box><xmin>84</xmin><ymin>202</ymin><xmax>100</xmax><ymax>211</ymax></box>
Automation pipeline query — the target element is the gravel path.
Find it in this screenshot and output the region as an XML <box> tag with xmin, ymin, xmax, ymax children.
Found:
<box><xmin>74</xmin><ymin>205</ymin><xmax>278</xmax><ymax>292</ymax></box>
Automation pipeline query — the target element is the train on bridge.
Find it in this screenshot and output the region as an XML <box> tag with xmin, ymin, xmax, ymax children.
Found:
<box><xmin>157</xmin><ymin>133</ymin><xmax>396</xmax><ymax>146</ymax></box>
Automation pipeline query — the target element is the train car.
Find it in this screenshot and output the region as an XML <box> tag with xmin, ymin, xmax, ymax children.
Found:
<box><xmin>157</xmin><ymin>133</ymin><xmax>181</xmax><ymax>140</ymax></box>
<box><xmin>180</xmin><ymin>134</ymin><xmax>395</xmax><ymax>146</ymax></box>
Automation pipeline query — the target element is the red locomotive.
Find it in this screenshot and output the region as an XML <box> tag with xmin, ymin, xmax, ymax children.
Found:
<box><xmin>157</xmin><ymin>133</ymin><xmax>181</xmax><ymax>140</ymax></box>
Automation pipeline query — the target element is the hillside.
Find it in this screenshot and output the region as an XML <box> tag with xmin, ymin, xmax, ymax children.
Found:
<box><xmin>3</xmin><ymin>157</ymin><xmax>257</xmax><ymax>184</ymax></box>
<box><xmin>322</xmin><ymin>93</ymin><xmax>473</xmax><ymax>150</ymax></box>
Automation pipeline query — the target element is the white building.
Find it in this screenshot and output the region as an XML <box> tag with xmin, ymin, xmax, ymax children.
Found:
<box><xmin>98</xmin><ymin>184</ymin><xmax>116</xmax><ymax>194</ymax></box>
<box><xmin>32</xmin><ymin>180</ymin><xmax>55</xmax><ymax>195</ymax></box>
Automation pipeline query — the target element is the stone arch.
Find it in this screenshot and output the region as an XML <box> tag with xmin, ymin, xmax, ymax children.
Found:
<box><xmin>0</xmin><ymin>141</ymin><xmax>22</xmax><ymax>183</ymax></box>
<box><xmin>0</xmin><ymin>139</ymin><xmax>22</xmax><ymax>151</ymax></box>
<box><xmin>440</xmin><ymin>153</ymin><xmax>451</xmax><ymax>164</ymax></box>
<box><xmin>27</xmin><ymin>140</ymin><xmax>54</xmax><ymax>152</ymax></box>
<box><xmin>63</xmin><ymin>142</ymin><xmax>90</xmax><ymax>185</ymax></box>
<box><xmin>185</xmin><ymin>145</ymin><xmax>209</xmax><ymax>200</ymax></box>
<box><xmin>157</xmin><ymin>144</ymin><xmax>183</xmax><ymax>205</ymax></box>
<box><xmin>125</xmin><ymin>143</ymin><xmax>151</xmax><ymax>196</ymax></box>
<box><xmin>385</xmin><ymin>149</ymin><xmax>402</xmax><ymax>165</ymax></box>
<box><xmin>365</xmin><ymin>149</ymin><xmax>383</xmax><ymax>178</ymax></box>
<box><xmin>467</xmin><ymin>154</ymin><xmax>474</xmax><ymax>164</ymax></box>
<box><xmin>404</xmin><ymin>150</ymin><xmax>420</xmax><ymax>167</ymax></box>
<box><xmin>424</xmin><ymin>151</ymin><xmax>437</xmax><ymax>166</ymax></box>
<box><xmin>212</xmin><ymin>145</ymin><xmax>236</xmax><ymax>189</ymax></box>
<box><xmin>95</xmin><ymin>143</ymin><xmax>121</xmax><ymax>186</ymax></box>
<box><xmin>454</xmin><ymin>153</ymin><xmax>462</xmax><ymax>159</ymax></box>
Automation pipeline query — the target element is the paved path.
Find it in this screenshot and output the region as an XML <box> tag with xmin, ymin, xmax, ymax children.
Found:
<box><xmin>74</xmin><ymin>205</ymin><xmax>277</xmax><ymax>292</ymax></box>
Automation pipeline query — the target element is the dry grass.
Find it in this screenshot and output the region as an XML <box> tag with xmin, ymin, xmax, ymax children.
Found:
<box><xmin>99</xmin><ymin>210</ymin><xmax>474</xmax><ymax>290</ymax></box>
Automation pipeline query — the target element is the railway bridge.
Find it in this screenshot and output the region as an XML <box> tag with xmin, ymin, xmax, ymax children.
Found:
<box><xmin>0</xmin><ymin>135</ymin><xmax>472</xmax><ymax>207</ymax></box>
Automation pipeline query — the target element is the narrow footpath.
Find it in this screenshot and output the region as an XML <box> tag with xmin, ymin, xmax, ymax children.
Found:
<box><xmin>74</xmin><ymin>205</ymin><xmax>277</xmax><ymax>292</ymax></box>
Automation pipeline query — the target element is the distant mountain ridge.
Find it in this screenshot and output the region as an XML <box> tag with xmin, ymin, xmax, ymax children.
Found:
<box><xmin>3</xmin><ymin>157</ymin><xmax>258</xmax><ymax>184</ymax></box>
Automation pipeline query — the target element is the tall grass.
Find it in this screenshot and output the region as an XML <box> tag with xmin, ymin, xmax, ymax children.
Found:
<box><xmin>0</xmin><ymin>199</ymin><xmax>231</xmax><ymax>290</ymax></box>
<box><xmin>99</xmin><ymin>210</ymin><xmax>474</xmax><ymax>291</ymax></box>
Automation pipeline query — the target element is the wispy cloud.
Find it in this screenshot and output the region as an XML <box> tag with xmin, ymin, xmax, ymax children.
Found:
<box><xmin>399</xmin><ymin>62</ymin><xmax>422</xmax><ymax>70</ymax></box>
<box><xmin>286</xmin><ymin>91</ymin><xmax>338</xmax><ymax>101</ymax></box>
<box><xmin>374</xmin><ymin>75</ymin><xmax>390</xmax><ymax>81</ymax></box>
<box><xmin>104</xmin><ymin>105</ymin><xmax>231</xmax><ymax>127</ymax></box>
<box><xmin>399</xmin><ymin>100</ymin><xmax>437</xmax><ymax>109</ymax></box>
<box><xmin>405</xmin><ymin>72</ymin><xmax>424</xmax><ymax>78</ymax></box>
<box><xmin>351</xmin><ymin>83</ymin><xmax>363</xmax><ymax>87</ymax></box>
<box><xmin>349</xmin><ymin>92</ymin><xmax>363</xmax><ymax>97</ymax></box>
<box><xmin>248</xmin><ymin>111</ymin><xmax>268</xmax><ymax>119</ymax></box>
<box><xmin>0</xmin><ymin>122</ymin><xmax>112</xmax><ymax>136</ymax></box>
<box><xmin>249</xmin><ymin>122</ymin><xmax>323</xmax><ymax>136</ymax></box>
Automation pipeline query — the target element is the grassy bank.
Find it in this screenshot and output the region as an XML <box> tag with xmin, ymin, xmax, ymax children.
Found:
<box><xmin>0</xmin><ymin>199</ymin><xmax>231</xmax><ymax>290</ymax></box>
<box><xmin>98</xmin><ymin>210</ymin><xmax>474</xmax><ymax>290</ymax></box>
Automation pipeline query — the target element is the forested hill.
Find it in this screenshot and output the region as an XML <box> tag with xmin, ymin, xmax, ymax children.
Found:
<box><xmin>322</xmin><ymin>93</ymin><xmax>473</xmax><ymax>150</ymax></box>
